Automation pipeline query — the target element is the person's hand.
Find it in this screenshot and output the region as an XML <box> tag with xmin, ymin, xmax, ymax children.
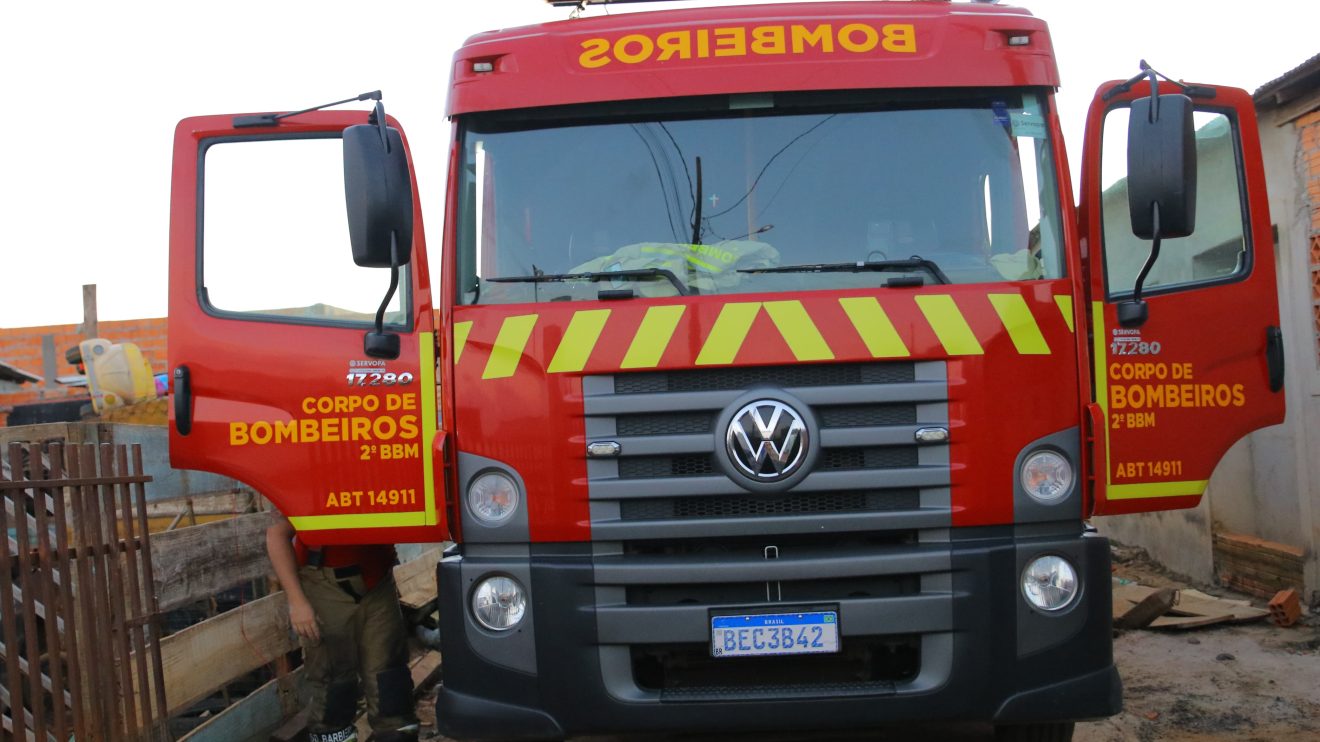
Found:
<box><xmin>289</xmin><ymin>596</ymin><xmax>320</xmax><ymax>642</ymax></box>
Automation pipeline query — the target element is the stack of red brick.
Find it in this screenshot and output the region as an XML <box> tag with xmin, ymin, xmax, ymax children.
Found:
<box><xmin>0</xmin><ymin>317</ymin><xmax>167</xmax><ymax>425</ymax></box>
<box><xmin>1304</xmin><ymin>111</ymin><xmax>1320</xmax><ymax>370</ymax></box>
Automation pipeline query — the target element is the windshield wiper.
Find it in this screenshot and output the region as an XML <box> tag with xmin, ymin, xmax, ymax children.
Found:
<box><xmin>739</xmin><ymin>257</ymin><xmax>950</xmax><ymax>285</ymax></box>
<box><xmin>486</xmin><ymin>268</ymin><xmax>689</xmax><ymax>296</ymax></box>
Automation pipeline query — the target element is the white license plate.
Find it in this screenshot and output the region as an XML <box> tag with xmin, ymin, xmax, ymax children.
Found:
<box><xmin>710</xmin><ymin>611</ymin><xmax>839</xmax><ymax>658</ymax></box>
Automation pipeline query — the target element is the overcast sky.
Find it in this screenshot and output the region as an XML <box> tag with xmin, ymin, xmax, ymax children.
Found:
<box><xmin>1</xmin><ymin>0</ymin><xmax>1315</xmax><ymax>329</ymax></box>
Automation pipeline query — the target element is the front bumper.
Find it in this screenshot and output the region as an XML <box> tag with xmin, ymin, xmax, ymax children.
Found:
<box><xmin>435</xmin><ymin>528</ymin><xmax>1120</xmax><ymax>740</ymax></box>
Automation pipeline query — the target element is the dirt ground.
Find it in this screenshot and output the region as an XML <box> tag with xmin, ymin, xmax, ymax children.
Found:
<box><xmin>1075</xmin><ymin>547</ymin><xmax>1320</xmax><ymax>742</ymax></box>
<box><xmin>417</xmin><ymin>546</ymin><xmax>1319</xmax><ymax>742</ymax></box>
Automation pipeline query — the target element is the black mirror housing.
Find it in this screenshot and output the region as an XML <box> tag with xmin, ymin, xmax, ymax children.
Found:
<box><xmin>344</xmin><ymin>124</ymin><xmax>414</xmax><ymax>267</ymax></box>
<box><xmin>1126</xmin><ymin>94</ymin><xmax>1197</xmax><ymax>240</ymax></box>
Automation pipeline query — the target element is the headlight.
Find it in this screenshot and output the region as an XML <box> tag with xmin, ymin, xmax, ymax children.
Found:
<box><xmin>1021</xmin><ymin>555</ymin><xmax>1079</xmax><ymax>612</ymax></box>
<box><xmin>468</xmin><ymin>471</ymin><xmax>520</xmax><ymax>526</ymax></box>
<box><xmin>472</xmin><ymin>575</ymin><xmax>527</xmax><ymax>631</ymax></box>
<box><xmin>1020</xmin><ymin>449</ymin><xmax>1073</xmax><ymax>503</ymax></box>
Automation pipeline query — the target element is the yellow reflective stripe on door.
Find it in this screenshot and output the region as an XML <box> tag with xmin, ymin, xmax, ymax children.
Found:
<box><xmin>288</xmin><ymin>512</ymin><xmax>427</xmax><ymax>531</ymax></box>
<box><xmin>988</xmin><ymin>294</ymin><xmax>1050</xmax><ymax>355</ymax></box>
<box><xmin>839</xmin><ymin>297</ymin><xmax>911</xmax><ymax>358</ymax></box>
<box><xmin>916</xmin><ymin>295</ymin><xmax>983</xmax><ymax>356</ymax></box>
<box><xmin>763</xmin><ymin>300</ymin><xmax>834</xmax><ymax>361</ymax></box>
<box><xmin>420</xmin><ymin>331</ymin><xmax>438</xmax><ymax>525</ymax></box>
<box><xmin>547</xmin><ymin>309</ymin><xmax>611</xmax><ymax>373</ymax></box>
<box><xmin>1108</xmin><ymin>480</ymin><xmax>1209</xmax><ymax>500</ymax></box>
<box><xmin>482</xmin><ymin>315</ymin><xmax>538</xmax><ymax>379</ymax></box>
<box><xmin>621</xmin><ymin>305</ymin><xmax>685</xmax><ymax>369</ymax></box>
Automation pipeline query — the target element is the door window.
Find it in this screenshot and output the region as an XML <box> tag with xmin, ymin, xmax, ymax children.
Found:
<box><xmin>200</xmin><ymin>137</ymin><xmax>406</xmax><ymax>326</ymax></box>
<box><xmin>1100</xmin><ymin>109</ymin><xmax>1249</xmax><ymax>298</ymax></box>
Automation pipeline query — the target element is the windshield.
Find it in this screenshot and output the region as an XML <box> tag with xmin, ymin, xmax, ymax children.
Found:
<box><xmin>457</xmin><ymin>91</ymin><xmax>1064</xmax><ymax>304</ymax></box>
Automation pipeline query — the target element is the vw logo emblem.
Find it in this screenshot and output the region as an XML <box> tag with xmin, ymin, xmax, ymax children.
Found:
<box><xmin>725</xmin><ymin>400</ymin><xmax>809</xmax><ymax>482</ymax></box>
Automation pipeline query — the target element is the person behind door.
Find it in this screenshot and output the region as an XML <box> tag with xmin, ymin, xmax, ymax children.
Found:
<box><xmin>267</xmin><ymin>514</ymin><xmax>419</xmax><ymax>742</ymax></box>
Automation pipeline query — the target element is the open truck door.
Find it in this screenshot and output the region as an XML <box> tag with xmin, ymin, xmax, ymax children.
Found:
<box><xmin>1080</xmin><ymin>77</ymin><xmax>1286</xmax><ymax>516</ymax></box>
<box><xmin>167</xmin><ymin>105</ymin><xmax>446</xmax><ymax>545</ymax></box>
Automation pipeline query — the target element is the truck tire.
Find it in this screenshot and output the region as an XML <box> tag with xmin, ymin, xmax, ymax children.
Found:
<box><xmin>994</xmin><ymin>722</ymin><xmax>1075</xmax><ymax>742</ymax></box>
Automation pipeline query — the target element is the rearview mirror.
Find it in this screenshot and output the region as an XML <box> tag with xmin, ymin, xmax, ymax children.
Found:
<box><xmin>1126</xmin><ymin>93</ymin><xmax>1197</xmax><ymax>240</ymax></box>
<box><xmin>344</xmin><ymin>123</ymin><xmax>414</xmax><ymax>268</ymax></box>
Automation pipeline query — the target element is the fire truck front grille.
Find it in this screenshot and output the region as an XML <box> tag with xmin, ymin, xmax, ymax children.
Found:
<box><xmin>619</xmin><ymin>489</ymin><xmax>920</xmax><ymax>521</ymax></box>
<box><xmin>588</xmin><ymin>530</ymin><xmax>953</xmax><ymax>701</ymax></box>
<box><xmin>616</xmin><ymin>412</ymin><xmax>714</xmax><ymax>436</ymax></box>
<box><xmin>583</xmin><ymin>361</ymin><xmax>950</xmax><ymax>541</ymax></box>
<box><xmin>819</xmin><ymin>403</ymin><xmax>917</xmax><ymax>427</ymax></box>
<box><xmin>618</xmin><ymin>455</ymin><xmax>717</xmax><ymax>479</ymax></box>
<box><xmin>821</xmin><ymin>446</ymin><xmax>919</xmax><ymax>470</ymax></box>
<box><xmin>583</xmin><ymin>361</ymin><xmax>953</xmax><ymax>701</ymax></box>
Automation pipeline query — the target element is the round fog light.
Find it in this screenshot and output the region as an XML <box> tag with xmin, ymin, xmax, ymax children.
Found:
<box><xmin>1020</xmin><ymin>450</ymin><xmax>1073</xmax><ymax>503</ymax></box>
<box><xmin>472</xmin><ymin>575</ymin><xmax>527</xmax><ymax>631</ymax></box>
<box><xmin>468</xmin><ymin>471</ymin><xmax>520</xmax><ymax>526</ymax></box>
<box><xmin>1021</xmin><ymin>555</ymin><xmax>1079</xmax><ymax>612</ymax></box>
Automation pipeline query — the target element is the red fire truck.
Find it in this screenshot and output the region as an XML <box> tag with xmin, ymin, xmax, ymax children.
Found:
<box><xmin>167</xmin><ymin>1</ymin><xmax>1286</xmax><ymax>739</ymax></box>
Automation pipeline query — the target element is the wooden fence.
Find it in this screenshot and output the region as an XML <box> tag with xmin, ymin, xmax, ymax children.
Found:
<box><xmin>1</xmin><ymin>442</ymin><xmax>168</xmax><ymax>741</ymax></box>
<box><xmin>2</xmin><ymin>432</ymin><xmax>444</xmax><ymax>741</ymax></box>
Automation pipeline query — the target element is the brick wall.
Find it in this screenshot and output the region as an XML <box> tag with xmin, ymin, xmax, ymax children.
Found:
<box><xmin>0</xmin><ymin>317</ymin><xmax>167</xmax><ymax>425</ymax></box>
<box><xmin>1303</xmin><ymin>110</ymin><xmax>1320</xmax><ymax>369</ymax></box>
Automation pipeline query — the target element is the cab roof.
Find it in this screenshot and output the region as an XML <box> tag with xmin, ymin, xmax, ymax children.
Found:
<box><xmin>449</xmin><ymin>1</ymin><xmax>1057</xmax><ymax>116</ymax></box>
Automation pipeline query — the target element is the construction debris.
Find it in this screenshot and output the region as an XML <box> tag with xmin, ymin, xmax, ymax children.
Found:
<box><xmin>1268</xmin><ymin>589</ymin><xmax>1302</xmax><ymax>627</ymax></box>
<box><xmin>1113</xmin><ymin>579</ymin><xmax>1270</xmax><ymax>630</ymax></box>
<box><xmin>1113</xmin><ymin>587</ymin><xmax>1176</xmax><ymax>630</ymax></box>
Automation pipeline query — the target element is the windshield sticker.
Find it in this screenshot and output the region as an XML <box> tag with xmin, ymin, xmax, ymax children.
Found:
<box><xmin>992</xmin><ymin>101</ymin><xmax>1010</xmax><ymax>127</ymax></box>
<box><xmin>1010</xmin><ymin>111</ymin><xmax>1047</xmax><ymax>139</ymax></box>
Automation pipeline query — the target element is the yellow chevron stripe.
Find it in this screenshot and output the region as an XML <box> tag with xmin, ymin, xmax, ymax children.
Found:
<box><xmin>988</xmin><ymin>294</ymin><xmax>1050</xmax><ymax>355</ymax></box>
<box><xmin>621</xmin><ymin>305</ymin><xmax>685</xmax><ymax>369</ymax></box>
<box><xmin>764</xmin><ymin>300</ymin><xmax>834</xmax><ymax>361</ymax></box>
<box><xmin>547</xmin><ymin>309</ymin><xmax>611</xmax><ymax>373</ymax></box>
<box><xmin>453</xmin><ymin>321</ymin><xmax>473</xmax><ymax>365</ymax></box>
<box><xmin>695</xmin><ymin>302</ymin><xmax>761</xmax><ymax>365</ymax></box>
<box><xmin>1054</xmin><ymin>295</ymin><xmax>1075</xmax><ymax>333</ymax></box>
<box><xmin>915</xmin><ymin>295</ymin><xmax>983</xmax><ymax>355</ymax></box>
<box><xmin>839</xmin><ymin>297</ymin><xmax>911</xmax><ymax>358</ymax></box>
<box><xmin>482</xmin><ymin>314</ymin><xmax>538</xmax><ymax>379</ymax></box>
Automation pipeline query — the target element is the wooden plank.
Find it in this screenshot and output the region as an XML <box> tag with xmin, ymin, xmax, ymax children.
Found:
<box><xmin>0</xmin><ymin>448</ymin><xmax>28</xmax><ymax>741</ymax></box>
<box><xmin>151</xmin><ymin>512</ymin><xmax>273</xmax><ymax>611</ymax></box>
<box><xmin>115</xmin><ymin>445</ymin><xmax>156</xmax><ymax>736</ymax></box>
<box><xmin>98</xmin><ymin>444</ymin><xmax>139</xmax><ymax>734</ymax></box>
<box><xmin>82</xmin><ymin>284</ymin><xmax>98</xmax><ymax>340</ymax></box>
<box><xmin>1112</xmin><ymin>580</ymin><xmax>1269</xmax><ymax>630</ymax></box>
<box><xmin>132</xmin><ymin>445</ymin><xmax>169</xmax><ymax>728</ymax></box>
<box><xmin>409</xmin><ymin>650</ymin><xmax>444</xmax><ymax>692</ymax></box>
<box><xmin>153</xmin><ymin>591</ymin><xmax>298</xmax><ymax>716</ymax></box>
<box><xmin>145</xmin><ymin>491</ymin><xmax>253</xmax><ymax>518</ymax></box>
<box><xmin>394</xmin><ymin>547</ymin><xmax>443</xmax><ymax>609</ymax></box>
<box><xmin>0</xmin><ymin>423</ymin><xmax>91</xmax><ymax>448</ymax></box>
<box><xmin>32</xmin><ymin>444</ymin><xmax>68</xmax><ymax>742</ymax></box>
<box><xmin>179</xmin><ymin>668</ymin><xmax>305</xmax><ymax>742</ymax></box>
<box><xmin>49</xmin><ymin>446</ymin><xmax>87</xmax><ymax>741</ymax></box>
